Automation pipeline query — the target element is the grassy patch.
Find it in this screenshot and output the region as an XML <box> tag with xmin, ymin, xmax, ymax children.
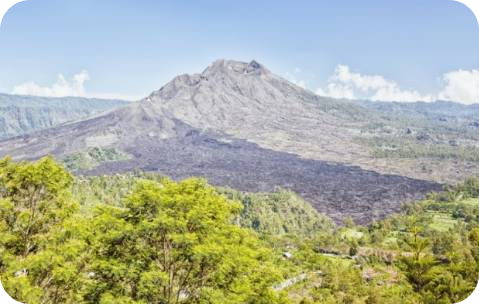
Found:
<box><xmin>341</xmin><ymin>228</ymin><xmax>364</xmax><ymax>240</ymax></box>
<box><xmin>360</xmin><ymin>137</ymin><xmax>479</xmax><ymax>162</ymax></box>
<box><xmin>428</xmin><ymin>212</ymin><xmax>458</xmax><ymax>232</ymax></box>
<box><xmin>62</xmin><ymin>147</ymin><xmax>131</xmax><ymax>171</ymax></box>
<box><xmin>461</xmin><ymin>198</ymin><xmax>479</xmax><ymax>206</ymax></box>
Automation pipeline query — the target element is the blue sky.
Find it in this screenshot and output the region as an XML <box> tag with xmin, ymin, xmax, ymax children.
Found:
<box><xmin>0</xmin><ymin>0</ymin><xmax>478</xmax><ymax>103</ymax></box>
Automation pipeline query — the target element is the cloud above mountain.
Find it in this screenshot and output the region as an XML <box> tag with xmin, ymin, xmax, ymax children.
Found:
<box><xmin>11</xmin><ymin>71</ymin><xmax>140</xmax><ymax>101</ymax></box>
<box><xmin>316</xmin><ymin>65</ymin><xmax>433</xmax><ymax>102</ymax></box>
<box><xmin>11</xmin><ymin>65</ymin><xmax>479</xmax><ymax>104</ymax></box>
<box><xmin>315</xmin><ymin>65</ymin><xmax>479</xmax><ymax>104</ymax></box>
<box><xmin>438</xmin><ymin>69</ymin><xmax>479</xmax><ymax>104</ymax></box>
<box><xmin>12</xmin><ymin>71</ymin><xmax>90</xmax><ymax>98</ymax></box>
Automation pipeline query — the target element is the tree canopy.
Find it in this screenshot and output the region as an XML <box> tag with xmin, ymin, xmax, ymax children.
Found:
<box><xmin>1</xmin><ymin>157</ymin><xmax>478</xmax><ymax>304</ymax></box>
<box><xmin>0</xmin><ymin>157</ymin><xmax>287</xmax><ymax>304</ymax></box>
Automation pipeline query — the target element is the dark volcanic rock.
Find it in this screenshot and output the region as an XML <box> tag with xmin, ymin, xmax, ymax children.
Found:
<box><xmin>0</xmin><ymin>60</ymin><xmax>444</xmax><ymax>224</ymax></box>
<box><xmin>79</xmin><ymin>119</ymin><xmax>440</xmax><ymax>224</ymax></box>
<box><xmin>416</xmin><ymin>132</ymin><xmax>432</xmax><ymax>142</ymax></box>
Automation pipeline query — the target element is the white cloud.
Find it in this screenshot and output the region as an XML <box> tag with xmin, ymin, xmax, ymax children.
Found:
<box><xmin>12</xmin><ymin>71</ymin><xmax>90</xmax><ymax>98</ymax></box>
<box><xmin>293</xmin><ymin>79</ymin><xmax>307</xmax><ymax>89</ymax></box>
<box><xmin>316</xmin><ymin>65</ymin><xmax>479</xmax><ymax>104</ymax></box>
<box><xmin>284</xmin><ymin>74</ymin><xmax>306</xmax><ymax>89</ymax></box>
<box><xmin>316</xmin><ymin>65</ymin><xmax>433</xmax><ymax>102</ymax></box>
<box><xmin>11</xmin><ymin>71</ymin><xmax>141</xmax><ymax>101</ymax></box>
<box><xmin>316</xmin><ymin>83</ymin><xmax>355</xmax><ymax>100</ymax></box>
<box><xmin>285</xmin><ymin>70</ymin><xmax>308</xmax><ymax>89</ymax></box>
<box><xmin>438</xmin><ymin>69</ymin><xmax>479</xmax><ymax>105</ymax></box>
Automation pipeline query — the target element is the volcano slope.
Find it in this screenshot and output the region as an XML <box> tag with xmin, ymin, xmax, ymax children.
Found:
<box><xmin>138</xmin><ymin>59</ymin><xmax>479</xmax><ymax>184</ymax></box>
<box><xmin>0</xmin><ymin>60</ymin><xmax>443</xmax><ymax>224</ymax></box>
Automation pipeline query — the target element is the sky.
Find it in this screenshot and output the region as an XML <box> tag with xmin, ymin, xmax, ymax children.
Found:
<box><xmin>0</xmin><ymin>0</ymin><xmax>478</xmax><ymax>103</ymax></box>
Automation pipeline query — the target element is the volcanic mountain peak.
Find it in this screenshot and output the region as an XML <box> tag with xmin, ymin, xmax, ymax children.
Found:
<box><xmin>148</xmin><ymin>59</ymin><xmax>274</xmax><ymax>102</ymax></box>
<box><xmin>0</xmin><ymin>59</ymin><xmax>449</xmax><ymax>223</ymax></box>
<box><xmin>202</xmin><ymin>59</ymin><xmax>270</xmax><ymax>76</ymax></box>
<box><xmin>149</xmin><ymin>73</ymin><xmax>203</xmax><ymax>101</ymax></box>
<box><xmin>138</xmin><ymin>59</ymin><xmax>369</xmax><ymax>169</ymax></box>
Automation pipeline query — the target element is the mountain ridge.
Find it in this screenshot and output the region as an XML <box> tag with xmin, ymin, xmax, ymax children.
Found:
<box><xmin>1</xmin><ymin>59</ymin><xmax>475</xmax><ymax>223</ymax></box>
<box><xmin>137</xmin><ymin>59</ymin><xmax>479</xmax><ymax>184</ymax></box>
<box><xmin>0</xmin><ymin>93</ymin><xmax>128</xmax><ymax>139</ymax></box>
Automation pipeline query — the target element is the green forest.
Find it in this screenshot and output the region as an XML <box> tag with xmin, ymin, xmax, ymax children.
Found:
<box><xmin>1</xmin><ymin>157</ymin><xmax>478</xmax><ymax>304</ymax></box>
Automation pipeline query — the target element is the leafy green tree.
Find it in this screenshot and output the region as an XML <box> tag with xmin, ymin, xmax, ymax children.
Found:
<box><xmin>313</xmin><ymin>259</ymin><xmax>365</xmax><ymax>304</ymax></box>
<box><xmin>423</xmin><ymin>269</ymin><xmax>476</xmax><ymax>304</ymax></box>
<box><xmin>348</xmin><ymin>240</ymin><xmax>358</xmax><ymax>257</ymax></box>
<box><xmin>399</xmin><ymin>216</ymin><xmax>437</xmax><ymax>293</ymax></box>
<box><xmin>84</xmin><ymin>178</ymin><xmax>287</xmax><ymax>303</ymax></box>
<box><xmin>2</xmin><ymin>157</ymin><xmax>479</xmax><ymax>304</ymax></box>
<box><xmin>469</xmin><ymin>227</ymin><xmax>479</xmax><ymax>262</ymax></box>
<box><xmin>0</xmin><ymin>156</ymin><xmax>76</xmax><ymax>258</ymax></box>
<box><xmin>0</xmin><ymin>156</ymin><xmax>81</xmax><ymax>303</ymax></box>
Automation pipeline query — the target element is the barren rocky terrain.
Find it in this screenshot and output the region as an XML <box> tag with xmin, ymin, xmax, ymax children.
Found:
<box><xmin>143</xmin><ymin>60</ymin><xmax>479</xmax><ymax>183</ymax></box>
<box><xmin>1</xmin><ymin>59</ymin><xmax>477</xmax><ymax>223</ymax></box>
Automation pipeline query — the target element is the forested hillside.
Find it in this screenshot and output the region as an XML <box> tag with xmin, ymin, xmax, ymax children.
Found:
<box><xmin>0</xmin><ymin>158</ymin><xmax>287</xmax><ymax>303</ymax></box>
<box><xmin>1</xmin><ymin>157</ymin><xmax>478</xmax><ymax>303</ymax></box>
<box><xmin>0</xmin><ymin>94</ymin><xmax>128</xmax><ymax>139</ymax></box>
<box><xmin>71</xmin><ymin>173</ymin><xmax>333</xmax><ymax>237</ymax></box>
